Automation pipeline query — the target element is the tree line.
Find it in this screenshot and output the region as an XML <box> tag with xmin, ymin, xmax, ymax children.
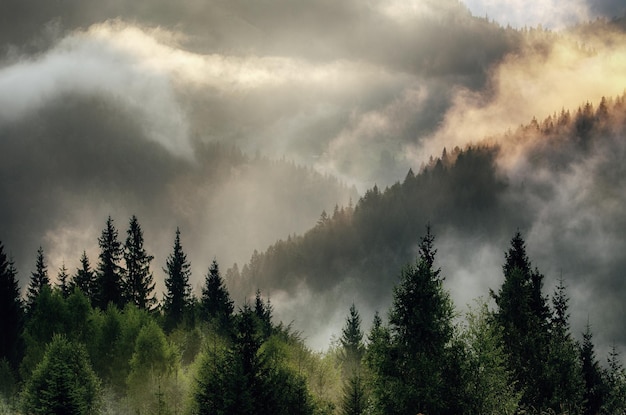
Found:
<box><xmin>1</xmin><ymin>217</ymin><xmax>626</xmax><ymax>414</ymax></box>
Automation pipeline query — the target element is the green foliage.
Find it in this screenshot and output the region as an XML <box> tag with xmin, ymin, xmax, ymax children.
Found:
<box><xmin>163</xmin><ymin>228</ymin><xmax>193</xmax><ymax>331</ymax></box>
<box><xmin>123</xmin><ymin>215</ymin><xmax>157</xmax><ymax>311</ymax></box>
<box><xmin>26</xmin><ymin>246</ymin><xmax>50</xmax><ymax>312</ymax></box>
<box><xmin>547</xmin><ymin>277</ymin><xmax>584</xmax><ymax>413</ymax></box>
<box><xmin>492</xmin><ymin>231</ymin><xmax>553</xmax><ymax>412</ymax></box>
<box><xmin>581</xmin><ymin>324</ymin><xmax>606</xmax><ymax>415</ymax></box>
<box><xmin>341</xmin><ymin>373</ymin><xmax>366</xmax><ymax>415</ymax></box>
<box><xmin>126</xmin><ymin>320</ymin><xmax>178</xmax><ymax>414</ymax></box>
<box><xmin>193</xmin><ymin>305</ymin><xmax>316</xmax><ymax>415</ymax></box>
<box><xmin>20</xmin><ymin>285</ymin><xmax>68</xmax><ymax>380</ymax></box>
<box><xmin>72</xmin><ymin>250</ymin><xmax>98</xmax><ymax>307</ymax></box>
<box><xmin>96</xmin><ymin>215</ymin><xmax>124</xmax><ymax>310</ymax></box>
<box><xmin>20</xmin><ymin>335</ymin><xmax>101</xmax><ymax>415</ymax></box>
<box><xmin>383</xmin><ymin>226</ymin><xmax>457</xmax><ymax>415</ymax></box>
<box><xmin>460</xmin><ymin>299</ymin><xmax>520</xmax><ymax>414</ymax></box>
<box><xmin>602</xmin><ymin>345</ymin><xmax>626</xmax><ymax>414</ymax></box>
<box><xmin>200</xmin><ymin>259</ymin><xmax>234</xmax><ymax>335</ymax></box>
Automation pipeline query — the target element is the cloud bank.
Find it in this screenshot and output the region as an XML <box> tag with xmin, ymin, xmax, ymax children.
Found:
<box><xmin>1</xmin><ymin>0</ymin><xmax>626</xmax><ymax>354</ymax></box>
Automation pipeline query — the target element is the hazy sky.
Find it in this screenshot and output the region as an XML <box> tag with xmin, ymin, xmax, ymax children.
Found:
<box><xmin>1</xmin><ymin>0</ymin><xmax>626</xmax><ymax>352</ymax></box>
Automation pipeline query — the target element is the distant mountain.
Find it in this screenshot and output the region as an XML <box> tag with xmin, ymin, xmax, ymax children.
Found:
<box><xmin>232</xmin><ymin>93</ymin><xmax>626</xmax><ymax>348</ymax></box>
<box><xmin>0</xmin><ymin>92</ymin><xmax>357</xmax><ymax>285</ymax></box>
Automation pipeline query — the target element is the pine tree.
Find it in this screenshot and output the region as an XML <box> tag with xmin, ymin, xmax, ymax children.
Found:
<box><xmin>201</xmin><ymin>259</ymin><xmax>234</xmax><ymax>334</ymax></box>
<box><xmin>602</xmin><ymin>344</ymin><xmax>626</xmax><ymax>414</ymax></box>
<box><xmin>72</xmin><ymin>251</ymin><xmax>97</xmax><ymax>306</ymax></box>
<box><xmin>20</xmin><ymin>334</ymin><xmax>101</xmax><ymax>415</ymax></box>
<box><xmin>364</xmin><ymin>311</ymin><xmax>393</xmax><ymax>414</ymax></box>
<box><xmin>254</xmin><ymin>289</ymin><xmax>273</xmax><ymax>339</ymax></box>
<box><xmin>96</xmin><ymin>216</ymin><xmax>124</xmax><ymax>309</ymax></box>
<box><xmin>340</xmin><ymin>303</ymin><xmax>364</xmax><ymax>375</ymax></box>
<box><xmin>163</xmin><ymin>228</ymin><xmax>192</xmax><ymax>330</ymax></box>
<box><xmin>547</xmin><ymin>276</ymin><xmax>584</xmax><ymax>413</ymax></box>
<box><xmin>492</xmin><ymin>231</ymin><xmax>552</xmax><ymax>411</ymax></box>
<box><xmin>386</xmin><ymin>226</ymin><xmax>455</xmax><ymax>415</ymax></box>
<box><xmin>0</xmin><ymin>242</ymin><xmax>23</xmax><ymax>373</ymax></box>
<box><xmin>340</xmin><ymin>303</ymin><xmax>366</xmax><ymax>415</ymax></box>
<box><xmin>26</xmin><ymin>247</ymin><xmax>50</xmax><ymax>311</ymax></box>
<box><xmin>57</xmin><ymin>262</ymin><xmax>70</xmax><ymax>298</ymax></box>
<box><xmin>581</xmin><ymin>323</ymin><xmax>605</xmax><ymax>415</ymax></box>
<box><xmin>123</xmin><ymin>215</ymin><xmax>156</xmax><ymax>311</ymax></box>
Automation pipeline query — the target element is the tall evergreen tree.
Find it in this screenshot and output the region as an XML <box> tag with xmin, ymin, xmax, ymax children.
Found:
<box><xmin>26</xmin><ymin>247</ymin><xmax>50</xmax><ymax>311</ymax></box>
<box><xmin>56</xmin><ymin>262</ymin><xmax>70</xmax><ymax>299</ymax></box>
<box><xmin>385</xmin><ymin>226</ymin><xmax>456</xmax><ymax>415</ymax></box>
<box><xmin>123</xmin><ymin>215</ymin><xmax>156</xmax><ymax>311</ymax></box>
<box><xmin>340</xmin><ymin>303</ymin><xmax>366</xmax><ymax>415</ymax></box>
<box><xmin>96</xmin><ymin>216</ymin><xmax>124</xmax><ymax>309</ymax></box>
<box><xmin>364</xmin><ymin>311</ymin><xmax>394</xmax><ymax>414</ymax></box>
<box><xmin>581</xmin><ymin>323</ymin><xmax>605</xmax><ymax>415</ymax></box>
<box><xmin>20</xmin><ymin>335</ymin><xmax>101</xmax><ymax>415</ymax></box>
<box><xmin>340</xmin><ymin>303</ymin><xmax>364</xmax><ymax>374</ymax></box>
<box><xmin>201</xmin><ymin>259</ymin><xmax>234</xmax><ymax>334</ymax></box>
<box><xmin>72</xmin><ymin>251</ymin><xmax>97</xmax><ymax>306</ymax></box>
<box><xmin>492</xmin><ymin>231</ymin><xmax>552</xmax><ymax>411</ymax></box>
<box><xmin>602</xmin><ymin>344</ymin><xmax>626</xmax><ymax>414</ymax></box>
<box><xmin>0</xmin><ymin>242</ymin><xmax>23</xmax><ymax>373</ymax></box>
<box><xmin>254</xmin><ymin>289</ymin><xmax>273</xmax><ymax>339</ymax></box>
<box><xmin>163</xmin><ymin>228</ymin><xmax>192</xmax><ymax>330</ymax></box>
<box><xmin>547</xmin><ymin>276</ymin><xmax>584</xmax><ymax>413</ymax></box>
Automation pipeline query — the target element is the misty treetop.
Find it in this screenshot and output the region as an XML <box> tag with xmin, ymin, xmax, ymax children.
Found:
<box><xmin>1</xmin><ymin>93</ymin><xmax>626</xmax><ymax>413</ymax></box>
<box><xmin>2</xmin><ymin>225</ymin><xmax>626</xmax><ymax>414</ymax></box>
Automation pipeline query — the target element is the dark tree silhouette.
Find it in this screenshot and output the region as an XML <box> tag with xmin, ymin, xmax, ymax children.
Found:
<box><xmin>96</xmin><ymin>216</ymin><xmax>124</xmax><ymax>309</ymax></box>
<box><xmin>163</xmin><ymin>228</ymin><xmax>192</xmax><ymax>330</ymax></box>
<box><xmin>492</xmin><ymin>231</ymin><xmax>552</xmax><ymax>412</ymax></box>
<box><xmin>580</xmin><ymin>323</ymin><xmax>605</xmax><ymax>415</ymax></box>
<box><xmin>26</xmin><ymin>247</ymin><xmax>50</xmax><ymax>312</ymax></box>
<box><xmin>0</xmin><ymin>242</ymin><xmax>23</xmax><ymax>373</ymax></box>
<box><xmin>123</xmin><ymin>215</ymin><xmax>156</xmax><ymax>311</ymax></box>
<box><xmin>56</xmin><ymin>262</ymin><xmax>70</xmax><ymax>299</ymax></box>
<box><xmin>72</xmin><ymin>251</ymin><xmax>97</xmax><ymax>306</ymax></box>
<box><xmin>201</xmin><ymin>259</ymin><xmax>234</xmax><ymax>334</ymax></box>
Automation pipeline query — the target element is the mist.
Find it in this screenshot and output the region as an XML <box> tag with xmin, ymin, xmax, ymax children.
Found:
<box><xmin>2</xmin><ymin>0</ymin><xmax>626</xmax><ymax>357</ymax></box>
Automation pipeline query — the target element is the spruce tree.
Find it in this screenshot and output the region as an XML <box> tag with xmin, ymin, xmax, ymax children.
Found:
<box><xmin>123</xmin><ymin>215</ymin><xmax>156</xmax><ymax>310</ymax></box>
<box><xmin>254</xmin><ymin>289</ymin><xmax>273</xmax><ymax>339</ymax></box>
<box><xmin>26</xmin><ymin>247</ymin><xmax>50</xmax><ymax>311</ymax></box>
<box><xmin>72</xmin><ymin>251</ymin><xmax>97</xmax><ymax>306</ymax></box>
<box><xmin>340</xmin><ymin>303</ymin><xmax>366</xmax><ymax>415</ymax></box>
<box><xmin>201</xmin><ymin>259</ymin><xmax>234</xmax><ymax>334</ymax></box>
<box><xmin>340</xmin><ymin>303</ymin><xmax>364</xmax><ymax>374</ymax></box>
<box><xmin>386</xmin><ymin>226</ymin><xmax>455</xmax><ymax>415</ymax></box>
<box><xmin>581</xmin><ymin>323</ymin><xmax>605</xmax><ymax>415</ymax></box>
<box><xmin>163</xmin><ymin>228</ymin><xmax>192</xmax><ymax>330</ymax></box>
<box><xmin>96</xmin><ymin>216</ymin><xmax>124</xmax><ymax>309</ymax></box>
<box><xmin>492</xmin><ymin>231</ymin><xmax>552</xmax><ymax>411</ymax></box>
<box><xmin>602</xmin><ymin>344</ymin><xmax>626</xmax><ymax>414</ymax></box>
<box><xmin>20</xmin><ymin>334</ymin><xmax>101</xmax><ymax>415</ymax></box>
<box><xmin>547</xmin><ymin>276</ymin><xmax>584</xmax><ymax>413</ymax></box>
<box><xmin>57</xmin><ymin>262</ymin><xmax>70</xmax><ymax>299</ymax></box>
<box><xmin>0</xmin><ymin>242</ymin><xmax>23</xmax><ymax>373</ymax></box>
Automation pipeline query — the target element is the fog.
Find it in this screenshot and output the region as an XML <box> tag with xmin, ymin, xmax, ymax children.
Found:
<box><xmin>1</xmin><ymin>0</ymin><xmax>626</xmax><ymax>354</ymax></box>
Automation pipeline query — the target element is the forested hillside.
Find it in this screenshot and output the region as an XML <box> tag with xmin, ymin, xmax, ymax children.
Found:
<box><xmin>231</xmin><ymin>93</ymin><xmax>626</xmax><ymax>343</ymax></box>
<box><xmin>2</xmin><ymin>221</ymin><xmax>626</xmax><ymax>414</ymax></box>
<box><xmin>0</xmin><ymin>94</ymin><xmax>625</xmax><ymax>414</ymax></box>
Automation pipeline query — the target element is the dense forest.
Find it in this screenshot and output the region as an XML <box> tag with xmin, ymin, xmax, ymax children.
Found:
<box><xmin>1</xmin><ymin>217</ymin><xmax>626</xmax><ymax>414</ymax></box>
<box><xmin>2</xmin><ymin>95</ymin><xmax>626</xmax><ymax>414</ymax></box>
